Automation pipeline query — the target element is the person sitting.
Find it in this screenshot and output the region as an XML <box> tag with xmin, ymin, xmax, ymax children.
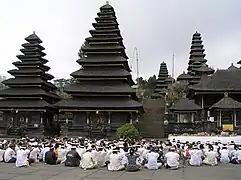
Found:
<box><xmin>203</xmin><ymin>145</ymin><xmax>218</xmax><ymax>166</ymax></box>
<box><xmin>81</xmin><ymin>148</ymin><xmax>97</xmax><ymax>170</ymax></box>
<box><xmin>45</xmin><ymin>147</ymin><xmax>60</xmax><ymax>165</ymax></box>
<box><xmin>125</xmin><ymin>148</ymin><xmax>141</xmax><ymax>172</ymax></box>
<box><xmin>237</xmin><ymin>146</ymin><xmax>241</xmax><ymax>164</ymax></box>
<box><xmin>145</xmin><ymin>148</ymin><xmax>162</xmax><ymax>170</ymax></box>
<box><xmin>16</xmin><ymin>146</ymin><xmax>31</xmax><ymax>167</ymax></box>
<box><xmin>229</xmin><ymin>145</ymin><xmax>239</xmax><ymax>164</ymax></box>
<box><xmin>96</xmin><ymin>147</ymin><xmax>107</xmax><ymax>167</ymax></box>
<box><xmin>0</xmin><ymin>144</ymin><xmax>5</xmax><ymax>162</ymax></box>
<box><xmin>4</xmin><ymin>144</ymin><xmax>16</xmax><ymax>163</ymax></box>
<box><xmin>65</xmin><ymin>146</ymin><xmax>81</xmax><ymax>167</ymax></box>
<box><xmin>219</xmin><ymin>146</ymin><xmax>229</xmax><ymax>163</ymax></box>
<box><xmin>189</xmin><ymin>145</ymin><xmax>203</xmax><ymax>166</ymax></box>
<box><xmin>108</xmin><ymin>149</ymin><xmax>125</xmax><ymax>171</ymax></box>
<box><xmin>29</xmin><ymin>143</ymin><xmax>41</xmax><ymax>163</ymax></box>
<box><xmin>165</xmin><ymin>147</ymin><xmax>180</xmax><ymax>170</ymax></box>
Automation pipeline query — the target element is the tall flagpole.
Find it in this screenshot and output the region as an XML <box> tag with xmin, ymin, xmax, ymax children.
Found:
<box><xmin>172</xmin><ymin>53</ymin><xmax>175</xmax><ymax>83</ymax></box>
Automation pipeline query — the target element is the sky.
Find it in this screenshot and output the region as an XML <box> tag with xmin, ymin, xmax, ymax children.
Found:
<box><xmin>0</xmin><ymin>0</ymin><xmax>241</xmax><ymax>80</ymax></box>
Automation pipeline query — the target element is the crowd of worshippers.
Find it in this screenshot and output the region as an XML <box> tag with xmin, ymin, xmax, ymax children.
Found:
<box><xmin>0</xmin><ymin>137</ymin><xmax>241</xmax><ymax>171</ymax></box>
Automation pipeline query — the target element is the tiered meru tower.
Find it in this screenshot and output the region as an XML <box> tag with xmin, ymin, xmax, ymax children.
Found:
<box><xmin>152</xmin><ymin>62</ymin><xmax>173</xmax><ymax>97</ymax></box>
<box><xmin>186</xmin><ymin>32</ymin><xmax>214</xmax><ymax>84</ymax></box>
<box><xmin>0</xmin><ymin>33</ymin><xmax>60</xmax><ymax>135</ymax></box>
<box><xmin>55</xmin><ymin>2</ymin><xmax>143</xmax><ymax>136</ymax></box>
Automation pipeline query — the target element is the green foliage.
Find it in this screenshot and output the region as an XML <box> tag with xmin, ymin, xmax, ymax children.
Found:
<box><xmin>165</xmin><ymin>82</ymin><xmax>187</xmax><ymax>107</ymax></box>
<box><xmin>136</xmin><ymin>75</ymin><xmax>157</xmax><ymax>99</ymax></box>
<box><xmin>117</xmin><ymin>123</ymin><xmax>140</xmax><ymax>139</ymax></box>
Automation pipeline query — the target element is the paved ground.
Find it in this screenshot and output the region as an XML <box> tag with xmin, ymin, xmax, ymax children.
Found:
<box><xmin>0</xmin><ymin>163</ymin><xmax>240</xmax><ymax>180</ymax></box>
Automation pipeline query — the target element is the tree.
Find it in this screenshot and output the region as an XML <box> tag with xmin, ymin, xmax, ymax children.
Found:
<box><xmin>165</xmin><ymin>82</ymin><xmax>187</xmax><ymax>107</ymax></box>
<box><xmin>117</xmin><ymin>123</ymin><xmax>140</xmax><ymax>139</ymax></box>
<box><xmin>78</xmin><ymin>41</ymin><xmax>88</xmax><ymax>58</ymax></box>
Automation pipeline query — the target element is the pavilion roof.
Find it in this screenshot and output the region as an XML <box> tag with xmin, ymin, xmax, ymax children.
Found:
<box><xmin>210</xmin><ymin>93</ymin><xmax>241</xmax><ymax>109</ymax></box>
<box><xmin>189</xmin><ymin>69</ymin><xmax>241</xmax><ymax>91</ymax></box>
<box><xmin>170</xmin><ymin>97</ymin><xmax>201</xmax><ymax>111</ymax></box>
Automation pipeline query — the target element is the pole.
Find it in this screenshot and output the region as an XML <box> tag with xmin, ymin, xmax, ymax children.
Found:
<box><xmin>172</xmin><ymin>53</ymin><xmax>175</xmax><ymax>81</ymax></box>
<box><xmin>134</xmin><ymin>47</ymin><xmax>140</xmax><ymax>96</ymax></box>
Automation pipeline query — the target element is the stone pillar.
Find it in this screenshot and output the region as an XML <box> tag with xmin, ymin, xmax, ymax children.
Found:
<box><xmin>86</xmin><ymin>112</ymin><xmax>90</xmax><ymax>124</ymax></box>
<box><xmin>108</xmin><ymin>112</ymin><xmax>111</xmax><ymax>124</ymax></box>
<box><xmin>129</xmin><ymin>112</ymin><xmax>133</xmax><ymax>124</ymax></box>
<box><xmin>201</xmin><ymin>95</ymin><xmax>204</xmax><ymax>108</ymax></box>
<box><xmin>234</xmin><ymin>110</ymin><xmax>237</xmax><ymax>127</ymax></box>
<box><xmin>219</xmin><ymin>110</ymin><xmax>222</xmax><ymax>128</ymax></box>
<box><xmin>191</xmin><ymin>113</ymin><xmax>194</xmax><ymax>123</ymax></box>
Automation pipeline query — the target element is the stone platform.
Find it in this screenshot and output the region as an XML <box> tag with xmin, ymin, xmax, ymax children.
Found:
<box><xmin>0</xmin><ymin>163</ymin><xmax>240</xmax><ymax>180</ymax></box>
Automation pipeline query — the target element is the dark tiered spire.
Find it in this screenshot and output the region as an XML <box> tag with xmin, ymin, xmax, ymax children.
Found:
<box><xmin>187</xmin><ymin>32</ymin><xmax>207</xmax><ymax>74</ymax></box>
<box><xmin>186</xmin><ymin>32</ymin><xmax>214</xmax><ymax>84</ymax></box>
<box><xmin>0</xmin><ymin>32</ymin><xmax>60</xmax><ymax>109</ymax></box>
<box><xmin>55</xmin><ymin>2</ymin><xmax>142</xmax><ymax>110</ymax></box>
<box><xmin>153</xmin><ymin>62</ymin><xmax>169</xmax><ymax>95</ymax></box>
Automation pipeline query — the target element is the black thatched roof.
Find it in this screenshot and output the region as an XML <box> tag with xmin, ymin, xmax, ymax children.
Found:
<box><xmin>227</xmin><ymin>63</ymin><xmax>239</xmax><ymax>71</ymax></box>
<box><xmin>170</xmin><ymin>97</ymin><xmax>201</xmax><ymax>111</ymax></box>
<box><xmin>192</xmin><ymin>64</ymin><xmax>214</xmax><ymax>73</ymax></box>
<box><xmin>56</xmin><ymin>97</ymin><xmax>142</xmax><ymax>110</ymax></box>
<box><xmin>71</xmin><ymin>68</ymin><xmax>130</xmax><ymax>77</ymax></box>
<box><xmin>0</xmin><ymin>100</ymin><xmax>53</xmax><ymax>109</ymax></box>
<box><xmin>0</xmin><ymin>33</ymin><xmax>60</xmax><ymax>110</ymax></box>
<box><xmin>210</xmin><ymin>93</ymin><xmax>241</xmax><ymax>109</ymax></box>
<box><xmin>55</xmin><ymin>2</ymin><xmax>142</xmax><ymax>111</ymax></box>
<box><xmin>65</xmin><ymin>83</ymin><xmax>135</xmax><ymax>94</ymax></box>
<box><xmin>177</xmin><ymin>71</ymin><xmax>192</xmax><ymax>81</ymax></box>
<box><xmin>189</xmin><ymin>69</ymin><xmax>241</xmax><ymax>91</ymax></box>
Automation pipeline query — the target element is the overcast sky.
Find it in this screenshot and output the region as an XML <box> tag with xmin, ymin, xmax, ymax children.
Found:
<box><xmin>1</xmin><ymin>0</ymin><xmax>241</xmax><ymax>80</ymax></box>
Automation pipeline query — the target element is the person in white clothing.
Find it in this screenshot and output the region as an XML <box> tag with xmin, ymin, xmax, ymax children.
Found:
<box><xmin>203</xmin><ymin>146</ymin><xmax>218</xmax><ymax>166</ymax></box>
<box><xmin>237</xmin><ymin>146</ymin><xmax>241</xmax><ymax>164</ymax></box>
<box><xmin>145</xmin><ymin>149</ymin><xmax>162</xmax><ymax>170</ymax></box>
<box><xmin>108</xmin><ymin>149</ymin><xmax>125</xmax><ymax>171</ymax></box>
<box><xmin>4</xmin><ymin>144</ymin><xmax>16</xmax><ymax>163</ymax></box>
<box><xmin>29</xmin><ymin>146</ymin><xmax>41</xmax><ymax>163</ymax></box>
<box><xmin>165</xmin><ymin>147</ymin><xmax>180</xmax><ymax>169</ymax></box>
<box><xmin>16</xmin><ymin>147</ymin><xmax>30</xmax><ymax>167</ymax></box>
<box><xmin>0</xmin><ymin>145</ymin><xmax>5</xmax><ymax>162</ymax></box>
<box><xmin>189</xmin><ymin>145</ymin><xmax>203</xmax><ymax>166</ymax></box>
<box><xmin>42</xmin><ymin>145</ymin><xmax>51</xmax><ymax>162</ymax></box>
<box><xmin>81</xmin><ymin>148</ymin><xmax>97</xmax><ymax>170</ymax></box>
<box><xmin>219</xmin><ymin>146</ymin><xmax>230</xmax><ymax>163</ymax></box>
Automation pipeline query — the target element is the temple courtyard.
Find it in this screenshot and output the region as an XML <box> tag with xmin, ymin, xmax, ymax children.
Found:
<box><xmin>0</xmin><ymin>163</ymin><xmax>239</xmax><ymax>180</ymax></box>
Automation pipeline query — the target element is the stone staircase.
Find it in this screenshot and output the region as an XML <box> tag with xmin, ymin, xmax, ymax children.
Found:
<box><xmin>138</xmin><ymin>99</ymin><xmax>165</xmax><ymax>138</ymax></box>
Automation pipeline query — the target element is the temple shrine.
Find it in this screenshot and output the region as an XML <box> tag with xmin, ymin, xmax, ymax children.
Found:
<box><xmin>55</xmin><ymin>2</ymin><xmax>143</xmax><ymax>137</ymax></box>
<box><xmin>0</xmin><ymin>33</ymin><xmax>60</xmax><ymax>136</ymax></box>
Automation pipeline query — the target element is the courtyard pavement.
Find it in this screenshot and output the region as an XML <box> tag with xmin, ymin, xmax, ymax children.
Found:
<box><xmin>0</xmin><ymin>163</ymin><xmax>240</xmax><ymax>180</ymax></box>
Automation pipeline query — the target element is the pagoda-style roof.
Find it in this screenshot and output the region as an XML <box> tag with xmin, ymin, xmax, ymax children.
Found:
<box><xmin>153</xmin><ymin>62</ymin><xmax>169</xmax><ymax>95</ymax></box>
<box><xmin>165</xmin><ymin>76</ymin><xmax>174</xmax><ymax>83</ymax></box>
<box><xmin>187</xmin><ymin>32</ymin><xmax>213</xmax><ymax>77</ymax></box>
<box><xmin>170</xmin><ymin>97</ymin><xmax>202</xmax><ymax>112</ymax></box>
<box><xmin>210</xmin><ymin>93</ymin><xmax>241</xmax><ymax>109</ymax></box>
<box><xmin>56</xmin><ymin>97</ymin><xmax>143</xmax><ymax>110</ymax></box>
<box><xmin>227</xmin><ymin>63</ymin><xmax>239</xmax><ymax>71</ymax></box>
<box><xmin>177</xmin><ymin>71</ymin><xmax>192</xmax><ymax>81</ymax></box>
<box><xmin>192</xmin><ymin>64</ymin><xmax>214</xmax><ymax>73</ymax></box>
<box><xmin>0</xmin><ymin>32</ymin><xmax>60</xmax><ymax>109</ymax></box>
<box><xmin>189</xmin><ymin>69</ymin><xmax>241</xmax><ymax>92</ymax></box>
<box><xmin>55</xmin><ymin>2</ymin><xmax>142</xmax><ymax>111</ymax></box>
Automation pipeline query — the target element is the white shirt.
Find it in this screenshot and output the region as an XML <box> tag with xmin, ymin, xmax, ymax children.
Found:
<box><xmin>0</xmin><ymin>149</ymin><xmax>5</xmax><ymax>162</ymax></box>
<box><xmin>108</xmin><ymin>153</ymin><xmax>125</xmax><ymax>171</ymax></box>
<box><xmin>81</xmin><ymin>151</ymin><xmax>96</xmax><ymax>169</ymax></box>
<box><xmin>16</xmin><ymin>149</ymin><xmax>30</xmax><ymax>167</ymax></box>
<box><xmin>146</xmin><ymin>152</ymin><xmax>160</xmax><ymax>170</ymax></box>
<box><xmin>189</xmin><ymin>149</ymin><xmax>203</xmax><ymax>166</ymax></box>
<box><xmin>236</xmin><ymin>149</ymin><xmax>241</xmax><ymax>161</ymax></box>
<box><xmin>203</xmin><ymin>151</ymin><xmax>218</xmax><ymax>166</ymax></box>
<box><xmin>42</xmin><ymin>147</ymin><xmax>50</xmax><ymax>162</ymax></box>
<box><xmin>29</xmin><ymin>147</ymin><xmax>41</xmax><ymax>160</ymax></box>
<box><xmin>4</xmin><ymin>148</ymin><xmax>16</xmax><ymax>162</ymax></box>
<box><xmin>165</xmin><ymin>151</ymin><xmax>180</xmax><ymax>168</ymax></box>
<box><xmin>220</xmin><ymin>149</ymin><xmax>230</xmax><ymax>163</ymax></box>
